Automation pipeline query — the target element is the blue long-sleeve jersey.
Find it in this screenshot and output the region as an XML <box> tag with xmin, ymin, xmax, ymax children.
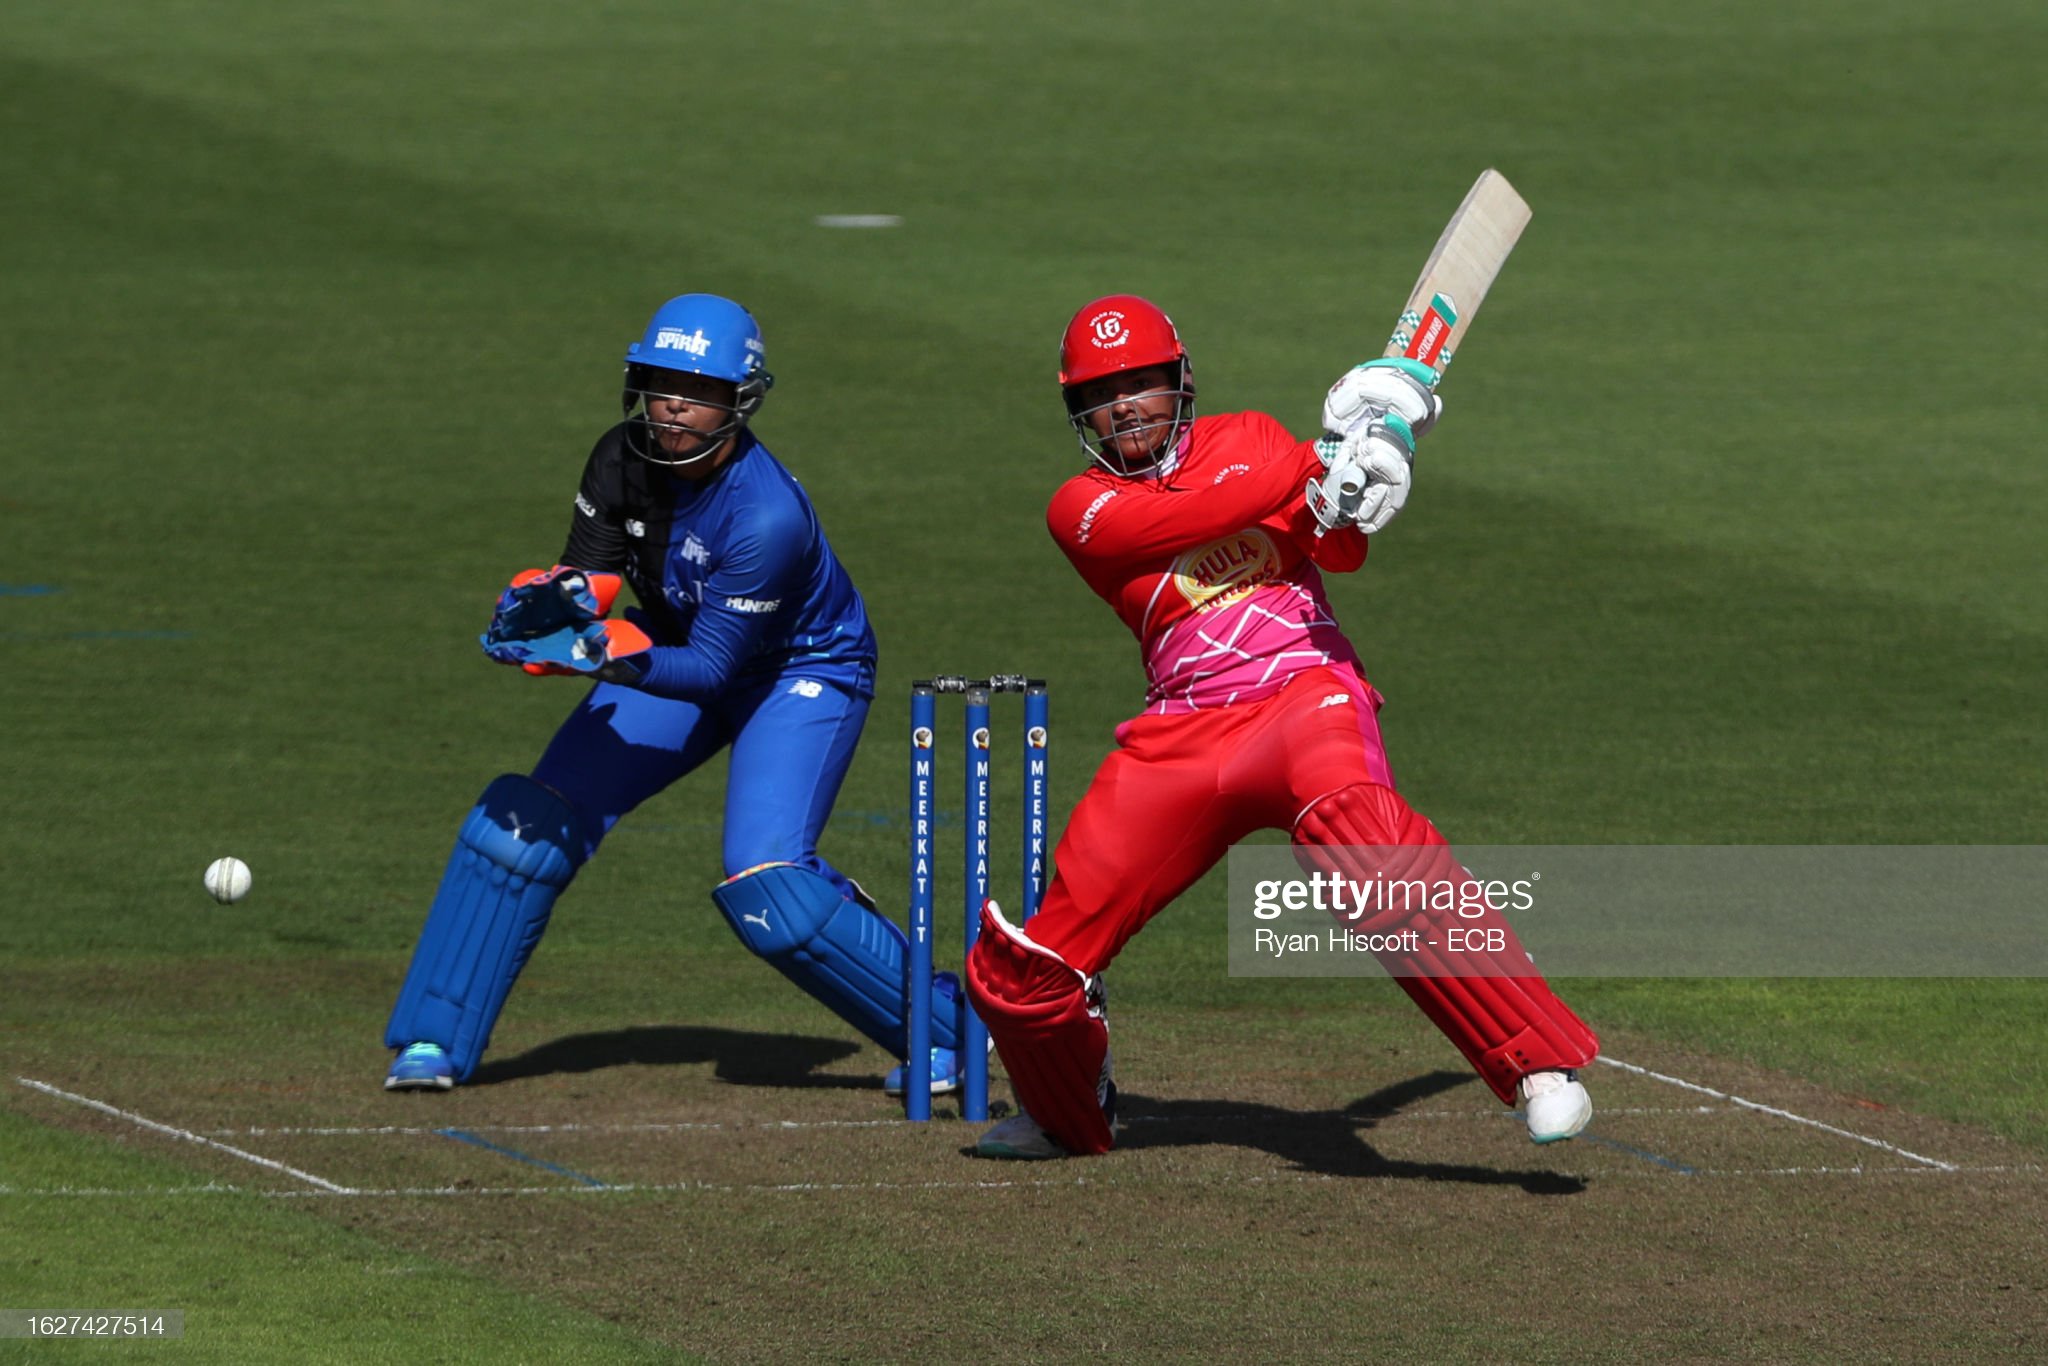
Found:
<box><xmin>560</xmin><ymin>424</ymin><xmax>876</xmax><ymax>701</ymax></box>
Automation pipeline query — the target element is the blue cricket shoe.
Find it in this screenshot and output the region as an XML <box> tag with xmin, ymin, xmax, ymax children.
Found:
<box><xmin>385</xmin><ymin>1041</ymin><xmax>455</xmax><ymax>1091</ymax></box>
<box><xmin>884</xmin><ymin>1045</ymin><xmax>964</xmax><ymax>1098</ymax></box>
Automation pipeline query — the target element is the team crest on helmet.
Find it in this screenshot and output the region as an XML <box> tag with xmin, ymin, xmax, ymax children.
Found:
<box><xmin>1088</xmin><ymin>311</ymin><xmax>1129</xmax><ymax>348</ymax></box>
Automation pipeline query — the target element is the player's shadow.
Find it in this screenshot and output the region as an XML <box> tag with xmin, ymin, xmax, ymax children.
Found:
<box><xmin>469</xmin><ymin>1026</ymin><xmax>868</xmax><ymax>1090</ymax></box>
<box><xmin>1113</xmin><ymin>1070</ymin><xmax>1587</xmax><ymax>1194</ymax></box>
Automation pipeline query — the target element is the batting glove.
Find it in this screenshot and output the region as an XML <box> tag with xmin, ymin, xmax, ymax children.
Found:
<box><xmin>1306</xmin><ymin>417</ymin><xmax>1415</xmax><ymax>536</ymax></box>
<box><xmin>1322</xmin><ymin>358</ymin><xmax>1442</xmax><ymax>442</ymax></box>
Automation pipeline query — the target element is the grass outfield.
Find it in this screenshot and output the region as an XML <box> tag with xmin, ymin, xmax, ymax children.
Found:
<box><xmin>3</xmin><ymin>0</ymin><xmax>2044</xmax><ymax>1358</ymax></box>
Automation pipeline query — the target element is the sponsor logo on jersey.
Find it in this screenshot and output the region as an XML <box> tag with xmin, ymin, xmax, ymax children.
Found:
<box><xmin>680</xmin><ymin>534</ymin><xmax>709</xmax><ymax>565</ymax></box>
<box><xmin>655</xmin><ymin>327</ymin><xmax>713</xmax><ymax>356</ymax></box>
<box><xmin>1212</xmin><ymin>463</ymin><xmax>1252</xmax><ymax>483</ymax></box>
<box><xmin>1075</xmin><ymin>488</ymin><xmax>1118</xmax><ymax>543</ymax></box>
<box><xmin>1170</xmin><ymin>528</ymin><xmax>1282</xmax><ymax>612</ymax></box>
<box><xmin>1318</xmin><ymin>693</ymin><xmax>1352</xmax><ymax>709</ymax></box>
<box><xmin>787</xmin><ymin>679</ymin><xmax>823</xmax><ymax>698</ymax></box>
<box><xmin>725</xmin><ymin>595</ymin><xmax>781</xmax><ymax>614</ymax></box>
<box><xmin>575</xmin><ymin>493</ymin><xmax>597</xmax><ymax>518</ymax></box>
<box><xmin>625</xmin><ymin>519</ymin><xmax>646</xmax><ymax>539</ymax></box>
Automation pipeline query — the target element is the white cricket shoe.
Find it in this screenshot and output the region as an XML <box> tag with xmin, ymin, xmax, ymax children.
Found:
<box><xmin>1520</xmin><ymin>1069</ymin><xmax>1592</xmax><ymax>1144</ymax></box>
<box><xmin>974</xmin><ymin>1081</ymin><xmax>1119</xmax><ymax>1161</ymax></box>
<box><xmin>974</xmin><ymin>1112</ymin><xmax>1070</xmax><ymax>1161</ymax></box>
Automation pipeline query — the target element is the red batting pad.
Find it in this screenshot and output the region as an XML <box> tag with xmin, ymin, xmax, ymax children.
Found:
<box><xmin>966</xmin><ymin>901</ymin><xmax>1115</xmax><ymax>1155</ymax></box>
<box><xmin>1292</xmin><ymin>784</ymin><xmax>1598</xmax><ymax>1103</ymax></box>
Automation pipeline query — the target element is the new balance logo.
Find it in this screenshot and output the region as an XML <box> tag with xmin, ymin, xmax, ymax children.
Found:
<box><xmin>1318</xmin><ymin>693</ymin><xmax>1351</xmax><ymax>709</ymax></box>
<box><xmin>655</xmin><ymin>327</ymin><xmax>712</xmax><ymax>356</ymax></box>
<box><xmin>787</xmin><ymin>679</ymin><xmax>823</xmax><ymax>698</ymax></box>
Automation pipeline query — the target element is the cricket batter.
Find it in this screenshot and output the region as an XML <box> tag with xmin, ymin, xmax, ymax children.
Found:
<box><xmin>383</xmin><ymin>293</ymin><xmax>965</xmax><ymax>1094</ymax></box>
<box><xmin>967</xmin><ymin>295</ymin><xmax>1598</xmax><ymax>1158</ymax></box>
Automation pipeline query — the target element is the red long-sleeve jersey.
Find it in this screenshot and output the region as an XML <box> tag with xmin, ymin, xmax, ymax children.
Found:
<box><xmin>1046</xmin><ymin>411</ymin><xmax>1372</xmax><ymax>713</ymax></box>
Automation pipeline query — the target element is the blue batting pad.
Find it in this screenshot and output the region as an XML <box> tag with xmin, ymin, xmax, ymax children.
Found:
<box><xmin>385</xmin><ymin>774</ymin><xmax>581</xmax><ymax>1081</ymax></box>
<box><xmin>712</xmin><ymin>862</ymin><xmax>959</xmax><ymax>1056</ymax></box>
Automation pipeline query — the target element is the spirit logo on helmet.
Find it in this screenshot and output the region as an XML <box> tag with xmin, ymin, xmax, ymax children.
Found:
<box><xmin>655</xmin><ymin>327</ymin><xmax>713</xmax><ymax>356</ymax></box>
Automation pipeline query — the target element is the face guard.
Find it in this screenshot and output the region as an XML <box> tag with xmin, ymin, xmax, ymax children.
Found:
<box><xmin>1062</xmin><ymin>362</ymin><xmax>1196</xmax><ymax>477</ymax></box>
<box><xmin>621</xmin><ymin>366</ymin><xmax>771</xmax><ymax>473</ymax></box>
<box><xmin>619</xmin><ymin>293</ymin><xmax>775</xmax><ymax>473</ymax></box>
<box><xmin>1057</xmin><ymin>294</ymin><xmax>1196</xmax><ymax>478</ymax></box>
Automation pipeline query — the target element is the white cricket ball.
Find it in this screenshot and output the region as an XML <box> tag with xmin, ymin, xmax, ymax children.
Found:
<box><xmin>203</xmin><ymin>856</ymin><xmax>253</xmax><ymax>905</ymax></box>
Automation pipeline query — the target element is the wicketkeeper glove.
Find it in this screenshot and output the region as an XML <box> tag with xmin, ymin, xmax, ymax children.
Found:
<box><xmin>1306</xmin><ymin>416</ymin><xmax>1415</xmax><ymax>536</ymax></box>
<box><xmin>1322</xmin><ymin>358</ymin><xmax>1442</xmax><ymax>442</ymax></box>
<box><xmin>482</xmin><ymin>565</ymin><xmax>623</xmax><ymax>648</ymax></box>
<box><xmin>483</xmin><ymin>616</ymin><xmax>654</xmax><ymax>685</ymax></box>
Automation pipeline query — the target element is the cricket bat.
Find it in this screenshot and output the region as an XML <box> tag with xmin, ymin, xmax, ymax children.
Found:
<box><xmin>1330</xmin><ymin>169</ymin><xmax>1531</xmax><ymax>500</ymax></box>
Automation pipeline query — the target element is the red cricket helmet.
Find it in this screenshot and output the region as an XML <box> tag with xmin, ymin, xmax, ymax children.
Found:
<box><xmin>1058</xmin><ymin>295</ymin><xmax>1187</xmax><ymax>387</ymax></box>
<box><xmin>1058</xmin><ymin>295</ymin><xmax>1196</xmax><ymax>476</ymax></box>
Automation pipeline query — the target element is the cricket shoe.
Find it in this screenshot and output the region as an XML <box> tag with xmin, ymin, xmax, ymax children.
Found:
<box><xmin>882</xmin><ymin>970</ymin><xmax>973</xmax><ymax>1096</ymax></box>
<box><xmin>385</xmin><ymin>1042</ymin><xmax>455</xmax><ymax>1092</ymax></box>
<box><xmin>1519</xmin><ymin>1068</ymin><xmax>1591</xmax><ymax>1143</ymax></box>
<box><xmin>974</xmin><ymin>1082</ymin><xmax>1119</xmax><ymax>1161</ymax></box>
<box><xmin>884</xmin><ymin>1046</ymin><xmax>964</xmax><ymax>1098</ymax></box>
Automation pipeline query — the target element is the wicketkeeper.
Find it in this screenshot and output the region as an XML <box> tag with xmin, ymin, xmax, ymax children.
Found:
<box><xmin>383</xmin><ymin>293</ymin><xmax>965</xmax><ymax>1095</ymax></box>
<box><xmin>967</xmin><ymin>295</ymin><xmax>1598</xmax><ymax>1158</ymax></box>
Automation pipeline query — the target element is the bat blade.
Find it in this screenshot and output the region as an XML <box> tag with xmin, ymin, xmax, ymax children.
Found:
<box><xmin>1383</xmin><ymin>169</ymin><xmax>1531</xmax><ymax>385</ymax></box>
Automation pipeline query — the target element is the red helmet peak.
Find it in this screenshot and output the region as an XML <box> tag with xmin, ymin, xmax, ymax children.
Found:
<box><xmin>1058</xmin><ymin>294</ymin><xmax>1187</xmax><ymax>388</ymax></box>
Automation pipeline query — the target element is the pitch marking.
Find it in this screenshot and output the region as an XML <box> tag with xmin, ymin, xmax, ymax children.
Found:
<box><xmin>15</xmin><ymin>1077</ymin><xmax>355</xmax><ymax>1194</ymax></box>
<box><xmin>1596</xmin><ymin>1055</ymin><xmax>1956</xmax><ymax>1171</ymax></box>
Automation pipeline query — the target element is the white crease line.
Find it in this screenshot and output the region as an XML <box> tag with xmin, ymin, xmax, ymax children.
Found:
<box><xmin>212</xmin><ymin>1106</ymin><xmax>1723</xmax><ymax>1139</ymax></box>
<box><xmin>16</xmin><ymin>1077</ymin><xmax>356</xmax><ymax>1194</ymax></box>
<box><xmin>2</xmin><ymin>1164</ymin><xmax>2037</xmax><ymax>1199</ymax></box>
<box><xmin>214</xmin><ymin>1117</ymin><xmax>910</xmax><ymax>1138</ymax></box>
<box><xmin>1595</xmin><ymin>1055</ymin><xmax>1958</xmax><ymax>1171</ymax></box>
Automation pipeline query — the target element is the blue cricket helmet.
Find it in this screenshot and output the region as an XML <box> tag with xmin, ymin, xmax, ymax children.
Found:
<box><xmin>621</xmin><ymin>293</ymin><xmax>775</xmax><ymax>470</ymax></box>
<box><xmin>625</xmin><ymin>293</ymin><xmax>770</xmax><ymax>385</ymax></box>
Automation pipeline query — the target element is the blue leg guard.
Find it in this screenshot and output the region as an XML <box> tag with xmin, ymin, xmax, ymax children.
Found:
<box><xmin>385</xmin><ymin>774</ymin><xmax>581</xmax><ymax>1082</ymax></box>
<box><xmin>712</xmin><ymin>862</ymin><xmax>960</xmax><ymax>1057</ymax></box>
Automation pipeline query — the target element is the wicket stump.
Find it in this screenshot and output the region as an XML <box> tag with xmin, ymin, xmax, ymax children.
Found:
<box><xmin>906</xmin><ymin>675</ymin><xmax>1049</xmax><ymax>1121</ymax></box>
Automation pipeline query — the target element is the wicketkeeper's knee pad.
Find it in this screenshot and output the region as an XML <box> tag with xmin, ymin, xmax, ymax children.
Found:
<box><xmin>1293</xmin><ymin>784</ymin><xmax>1598</xmax><ymax>1103</ymax></box>
<box><xmin>967</xmin><ymin>900</ymin><xmax>1116</xmax><ymax>1156</ymax></box>
<box><xmin>712</xmin><ymin>862</ymin><xmax>960</xmax><ymax>1057</ymax></box>
<box><xmin>385</xmin><ymin>774</ymin><xmax>582</xmax><ymax>1081</ymax></box>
